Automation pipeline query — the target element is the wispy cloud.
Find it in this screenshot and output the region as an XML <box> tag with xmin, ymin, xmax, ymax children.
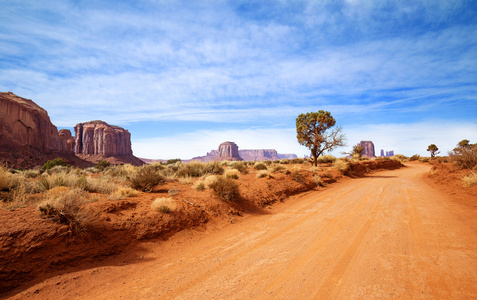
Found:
<box><xmin>1</xmin><ymin>0</ymin><xmax>476</xmax><ymax>158</ymax></box>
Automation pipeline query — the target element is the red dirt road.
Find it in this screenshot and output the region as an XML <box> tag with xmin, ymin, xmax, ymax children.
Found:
<box><xmin>7</xmin><ymin>163</ymin><xmax>477</xmax><ymax>299</ymax></box>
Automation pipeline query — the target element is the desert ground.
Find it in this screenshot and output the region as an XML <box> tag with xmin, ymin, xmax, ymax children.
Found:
<box><xmin>2</xmin><ymin>161</ymin><xmax>477</xmax><ymax>299</ymax></box>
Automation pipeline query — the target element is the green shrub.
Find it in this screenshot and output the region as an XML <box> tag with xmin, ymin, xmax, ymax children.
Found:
<box><xmin>253</xmin><ymin>162</ymin><xmax>268</xmax><ymax>170</ymax></box>
<box><xmin>419</xmin><ymin>157</ymin><xmax>430</xmax><ymax>163</ymax></box>
<box><xmin>42</xmin><ymin>158</ymin><xmax>68</xmax><ymax>171</ymax></box>
<box><xmin>166</xmin><ymin>158</ymin><xmax>181</xmax><ymax>165</ymax></box>
<box><xmin>409</xmin><ymin>154</ymin><xmax>420</xmax><ymax>161</ymax></box>
<box><xmin>129</xmin><ymin>165</ymin><xmax>165</xmax><ymax>192</ymax></box>
<box><xmin>208</xmin><ymin>176</ymin><xmax>240</xmax><ymax>201</ymax></box>
<box><xmin>96</xmin><ymin>160</ymin><xmax>111</xmax><ymax>170</ymax></box>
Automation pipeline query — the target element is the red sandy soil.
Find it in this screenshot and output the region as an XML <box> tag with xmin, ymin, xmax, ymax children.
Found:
<box><xmin>5</xmin><ymin>160</ymin><xmax>477</xmax><ymax>299</ymax></box>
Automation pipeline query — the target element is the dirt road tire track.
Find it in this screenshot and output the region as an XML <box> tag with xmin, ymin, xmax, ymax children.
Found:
<box><xmin>6</xmin><ymin>163</ymin><xmax>477</xmax><ymax>299</ymax></box>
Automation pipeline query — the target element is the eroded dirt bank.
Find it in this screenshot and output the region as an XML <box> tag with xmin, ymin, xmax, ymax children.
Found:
<box><xmin>4</xmin><ymin>162</ymin><xmax>477</xmax><ymax>299</ymax></box>
<box><xmin>0</xmin><ymin>160</ymin><xmax>402</xmax><ymax>295</ymax></box>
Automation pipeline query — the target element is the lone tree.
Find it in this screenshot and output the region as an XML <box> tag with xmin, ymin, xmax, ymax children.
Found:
<box><xmin>296</xmin><ymin>110</ymin><xmax>346</xmax><ymax>166</ymax></box>
<box><xmin>427</xmin><ymin>144</ymin><xmax>440</xmax><ymax>157</ymax></box>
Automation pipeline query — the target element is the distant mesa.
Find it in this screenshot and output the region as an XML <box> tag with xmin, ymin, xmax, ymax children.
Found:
<box><xmin>0</xmin><ymin>92</ymin><xmax>143</xmax><ymax>168</ymax></box>
<box><xmin>358</xmin><ymin>141</ymin><xmax>375</xmax><ymax>158</ymax></box>
<box><xmin>193</xmin><ymin>141</ymin><xmax>297</xmax><ymax>162</ymax></box>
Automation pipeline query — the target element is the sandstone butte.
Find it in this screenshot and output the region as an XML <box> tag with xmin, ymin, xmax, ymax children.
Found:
<box><xmin>358</xmin><ymin>140</ymin><xmax>376</xmax><ymax>158</ymax></box>
<box><xmin>0</xmin><ymin>92</ymin><xmax>143</xmax><ymax>168</ymax></box>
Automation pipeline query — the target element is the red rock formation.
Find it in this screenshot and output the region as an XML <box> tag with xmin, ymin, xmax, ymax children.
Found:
<box><xmin>358</xmin><ymin>141</ymin><xmax>375</xmax><ymax>158</ymax></box>
<box><xmin>0</xmin><ymin>92</ymin><xmax>61</xmax><ymax>153</ymax></box>
<box><xmin>217</xmin><ymin>141</ymin><xmax>242</xmax><ymax>161</ymax></box>
<box><xmin>74</xmin><ymin>121</ymin><xmax>132</xmax><ymax>157</ymax></box>
<box><xmin>58</xmin><ymin>129</ymin><xmax>75</xmax><ymax>153</ymax></box>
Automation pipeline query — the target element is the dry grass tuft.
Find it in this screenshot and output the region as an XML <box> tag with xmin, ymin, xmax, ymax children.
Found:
<box><xmin>0</xmin><ymin>164</ymin><xmax>12</xmax><ymax>191</ymax></box>
<box><xmin>151</xmin><ymin>197</ymin><xmax>177</xmax><ymax>213</ymax></box>
<box><xmin>230</xmin><ymin>161</ymin><xmax>248</xmax><ymax>173</ymax></box>
<box><xmin>333</xmin><ymin>159</ymin><xmax>350</xmax><ymax>174</ymax></box>
<box><xmin>38</xmin><ymin>187</ymin><xmax>92</xmax><ymax>235</ymax></box>
<box><xmin>224</xmin><ymin>169</ymin><xmax>241</xmax><ymax>179</ymax></box>
<box><xmin>463</xmin><ymin>172</ymin><xmax>477</xmax><ymax>188</ymax></box>
<box><xmin>256</xmin><ymin>170</ymin><xmax>270</xmax><ymax>178</ymax></box>
<box><xmin>108</xmin><ymin>187</ymin><xmax>139</xmax><ymax>200</ymax></box>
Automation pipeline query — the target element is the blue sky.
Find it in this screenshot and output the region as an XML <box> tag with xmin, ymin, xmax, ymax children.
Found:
<box><xmin>1</xmin><ymin>0</ymin><xmax>476</xmax><ymax>159</ymax></box>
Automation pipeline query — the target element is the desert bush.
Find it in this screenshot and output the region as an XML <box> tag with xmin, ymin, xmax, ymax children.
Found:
<box><xmin>409</xmin><ymin>154</ymin><xmax>420</xmax><ymax>161</ymax></box>
<box><xmin>450</xmin><ymin>144</ymin><xmax>477</xmax><ymax>169</ymax></box>
<box><xmin>270</xmin><ymin>164</ymin><xmax>286</xmax><ymax>173</ymax></box>
<box><xmin>253</xmin><ymin>162</ymin><xmax>268</xmax><ymax>171</ymax></box>
<box><xmin>224</xmin><ymin>169</ymin><xmax>241</xmax><ymax>179</ymax></box>
<box><xmin>128</xmin><ymin>165</ymin><xmax>165</xmax><ymax>192</ymax></box>
<box><xmin>85</xmin><ymin>176</ymin><xmax>118</xmax><ymax>194</ymax></box>
<box><xmin>37</xmin><ymin>172</ymin><xmax>83</xmax><ymax>191</ymax></box>
<box><xmin>333</xmin><ymin>159</ymin><xmax>350</xmax><ymax>174</ymax></box>
<box><xmin>316</xmin><ymin>155</ymin><xmax>336</xmax><ymax>164</ymax></box>
<box><xmin>176</xmin><ymin>161</ymin><xmax>224</xmax><ymax>177</ymax></box>
<box><xmin>22</xmin><ymin>169</ymin><xmax>40</xmax><ymax>178</ymax></box>
<box><xmin>166</xmin><ymin>158</ymin><xmax>181</xmax><ymax>165</ymax></box>
<box><xmin>104</xmin><ymin>164</ymin><xmax>135</xmax><ymax>179</ymax></box>
<box><xmin>42</xmin><ymin>158</ymin><xmax>68</xmax><ymax>171</ymax></box>
<box><xmin>84</xmin><ymin>167</ymin><xmax>100</xmax><ymax>174</ymax></box>
<box><xmin>95</xmin><ymin>160</ymin><xmax>111</xmax><ymax>171</ymax></box>
<box><xmin>151</xmin><ymin>197</ymin><xmax>177</xmax><ymax>213</ymax></box>
<box><xmin>203</xmin><ymin>175</ymin><xmax>219</xmax><ymax>188</ymax></box>
<box><xmin>230</xmin><ymin>161</ymin><xmax>247</xmax><ymax>173</ymax></box>
<box><xmin>290</xmin><ymin>168</ymin><xmax>305</xmax><ymax>183</ymax></box>
<box><xmin>208</xmin><ymin>176</ymin><xmax>240</xmax><ymax>201</ymax></box>
<box><xmin>256</xmin><ymin>170</ymin><xmax>269</xmax><ymax>178</ymax></box>
<box><xmin>46</xmin><ymin>165</ymin><xmax>70</xmax><ymax>175</ymax></box>
<box><xmin>38</xmin><ymin>187</ymin><xmax>92</xmax><ymax>234</ymax></box>
<box><xmin>463</xmin><ymin>172</ymin><xmax>477</xmax><ymax>188</ymax></box>
<box><xmin>290</xmin><ymin>158</ymin><xmax>305</xmax><ymax>164</ymax></box>
<box><xmin>108</xmin><ymin>187</ymin><xmax>139</xmax><ymax>200</ymax></box>
<box><xmin>279</xmin><ymin>159</ymin><xmax>289</xmax><ymax>164</ymax></box>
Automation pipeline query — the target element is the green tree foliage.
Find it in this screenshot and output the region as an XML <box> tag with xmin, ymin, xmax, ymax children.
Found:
<box><xmin>458</xmin><ymin>139</ymin><xmax>470</xmax><ymax>148</ymax></box>
<box><xmin>96</xmin><ymin>160</ymin><xmax>111</xmax><ymax>170</ymax></box>
<box><xmin>296</xmin><ymin>110</ymin><xmax>346</xmax><ymax>166</ymax></box>
<box><xmin>427</xmin><ymin>144</ymin><xmax>440</xmax><ymax>158</ymax></box>
<box><xmin>42</xmin><ymin>158</ymin><xmax>68</xmax><ymax>171</ymax></box>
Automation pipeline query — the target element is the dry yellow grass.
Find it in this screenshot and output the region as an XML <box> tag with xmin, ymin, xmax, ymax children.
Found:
<box><xmin>463</xmin><ymin>172</ymin><xmax>477</xmax><ymax>188</ymax></box>
<box><xmin>151</xmin><ymin>197</ymin><xmax>177</xmax><ymax>213</ymax></box>
<box><xmin>224</xmin><ymin>169</ymin><xmax>241</xmax><ymax>179</ymax></box>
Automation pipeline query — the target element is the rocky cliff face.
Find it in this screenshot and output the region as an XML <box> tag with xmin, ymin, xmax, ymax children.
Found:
<box><xmin>0</xmin><ymin>92</ymin><xmax>61</xmax><ymax>153</ymax></box>
<box><xmin>358</xmin><ymin>141</ymin><xmax>375</xmax><ymax>158</ymax></box>
<box><xmin>58</xmin><ymin>129</ymin><xmax>75</xmax><ymax>153</ymax></box>
<box><xmin>74</xmin><ymin>121</ymin><xmax>132</xmax><ymax>157</ymax></box>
